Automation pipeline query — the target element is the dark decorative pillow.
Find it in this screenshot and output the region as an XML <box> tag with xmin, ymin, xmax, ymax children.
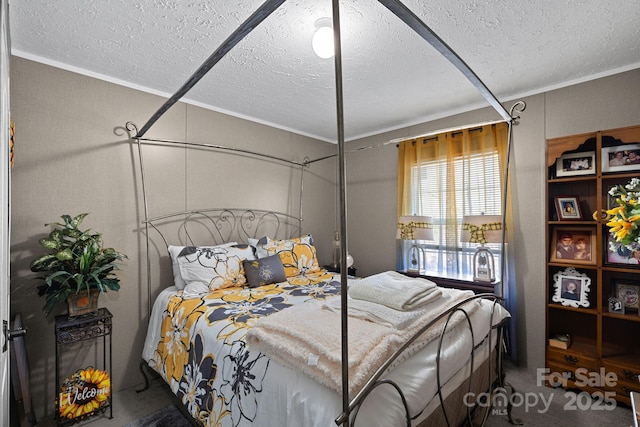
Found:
<box><xmin>253</xmin><ymin>234</ymin><xmax>321</xmax><ymax>277</ymax></box>
<box><xmin>243</xmin><ymin>254</ymin><xmax>287</xmax><ymax>288</ymax></box>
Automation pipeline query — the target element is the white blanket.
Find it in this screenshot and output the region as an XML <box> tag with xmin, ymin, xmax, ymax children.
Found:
<box><xmin>324</xmin><ymin>290</ymin><xmax>459</xmax><ymax>330</ymax></box>
<box><xmin>142</xmin><ymin>284</ymin><xmax>510</xmax><ymax>427</ymax></box>
<box><xmin>246</xmin><ymin>286</ymin><xmax>477</xmax><ymax>395</ymax></box>
<box><xmin>348</xmin><ymin>270</ymin><xmax>441</xmax><ymax>310</ymax></box>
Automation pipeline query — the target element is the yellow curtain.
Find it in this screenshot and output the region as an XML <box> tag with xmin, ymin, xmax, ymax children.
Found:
<box><xmin>397</xmin><ymin>122</ymin><xmax>511</xmax><ymax>250</ymax></box>
<box><xmin>398</xmin><ymin>121</ymin><xmax>516</xmax><ymax>360</ymax></box>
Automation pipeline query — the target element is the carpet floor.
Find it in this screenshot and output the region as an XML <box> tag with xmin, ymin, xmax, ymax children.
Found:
<box><xmin>123</xmin><ymin>405</ymin><xmax>192</xmax><ymax>427</ymax></box>
<box><xmin>119</xmin><ymin>364</ymin><xmax>634</xmax><ymax>427</ymax></box>
<box><xmin>484</xmin><ymin>363</ymin><xmax>633</xmax><ymax>427</ymax></box>
<box><xmin>34</xmin><ymin>363</ymin><xmax>634</xmax><ymax>426</ymax></box>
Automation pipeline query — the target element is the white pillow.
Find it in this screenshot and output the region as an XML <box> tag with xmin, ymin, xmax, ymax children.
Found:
<box><xmin>248</xmin><ymin>236</ymin><xmax>270</xmax><ymax>258</ymax></box>
<box><xmin>168</xmin><ymin>242</ymin><xmax>237</xmax><ymax>289</ymax></box>
<box><xmin>178</xmin><ymin>244</ymin><xmax>256</xmax><ymax>293</ymax></box>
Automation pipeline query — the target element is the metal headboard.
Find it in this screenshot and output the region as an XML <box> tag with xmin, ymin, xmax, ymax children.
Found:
<box><xmin>139</xmin><ymin>207</ymin><xmax>301</xmax><ymax>314</ymax></box>
<box><xmin>145</xmin><ymin>208</ymin><xmax>302</xmax><ymax>248</ymax></box>
<box><xmin>126</xmin><ymin>121</ymin><xmax>308</xmax><ymax>317</ymax></box>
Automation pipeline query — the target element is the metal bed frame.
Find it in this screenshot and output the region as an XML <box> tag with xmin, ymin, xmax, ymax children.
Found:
<box><xmin>133</xmin><ymin>205</ymin><xmax>306</xmax><ymax>397</ymax></box>
<box><xmin>126</xmin><ymin>1</ymin><xmax>526</xmax><ymax>426</ymax></box>
<box><xmin>125</xmin><ymin>121</ymin><xmax>309</xmax><ymax>316</ymax></box>
<box><xmin>345</xmin><ymin>293</ymin><xmax>509</xmax><ymax>427</ymax></box>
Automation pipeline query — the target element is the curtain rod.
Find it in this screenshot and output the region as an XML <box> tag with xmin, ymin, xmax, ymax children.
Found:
<box><xmin>304</xmin><ymin>119</ymin><xmax>507</xmax><ymax>165</ymax></box>
<box><xmin>388</xmin><ymin>118</ymin><xmax>507</xmax><ymax>144</ymax></box>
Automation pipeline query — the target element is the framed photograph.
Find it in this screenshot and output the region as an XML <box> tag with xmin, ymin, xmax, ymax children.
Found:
<box><xmin>552</xmin><ymin>267</ymin><xmax>590</xmax><ymax>308</ymax></box>
<box><xmin>608</xmin><ymin>296</ymin><xmax>625</xmax><ymax>314</ymax></box>
<box><xmin>550</xmin><ymin>227</ymin><xmax>597</xmax><ymax>265</ymax></box>
<box><xmin>554</xmin><ymin>195</ymin><xmax>582</xmax><ymax>220</ymax></box>
<box><xmin>556</xmin><ymin>151</ymin><xmax>596</xmax><ymax>177</ymax></box>
<box><xmin>615</xmin><ymin>282</ymin><xmax>640</xmax><ymax>312</ymax></box>
<box><xmin>601</xmin><ymin>144</ymin><xmax>640</xmax><ymax>173</ymax></box>
<box><xmin>605</xmin><ymin>233</ymin><xmax>640</xmax><ymax>266</ymax></box>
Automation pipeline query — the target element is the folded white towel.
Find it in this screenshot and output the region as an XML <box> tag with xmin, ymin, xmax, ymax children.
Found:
<box><xmin>348</xmin><ymin>270</ymin><xmax>440</xmax><ymax>310</ymax></box>
<box><xmin>322</xmin><ymin>298</ymin><xmax>431</xmax><ymax>329</ymax></box>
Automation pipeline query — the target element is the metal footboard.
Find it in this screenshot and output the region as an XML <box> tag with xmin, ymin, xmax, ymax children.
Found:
<box><xmin>337</xmin><ymin>294</ymin><xmax>508</xmax><ymax>427</ymax></box>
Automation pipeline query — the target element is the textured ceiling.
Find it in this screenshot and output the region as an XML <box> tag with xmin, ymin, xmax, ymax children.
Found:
<box><xmin>9</xmin><ymin>0</ymin><xmax>640</xmax><ymax>142</ymax></box>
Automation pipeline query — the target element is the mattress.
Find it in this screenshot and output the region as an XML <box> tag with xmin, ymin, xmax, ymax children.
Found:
<box><xmin>141</xmin><ymin>276</ymin><xmax>510</xmax><ymax>427</ymax></box>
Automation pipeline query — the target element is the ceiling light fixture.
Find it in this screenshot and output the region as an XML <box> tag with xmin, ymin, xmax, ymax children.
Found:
<box><xmin>312</xmin><ymin>18</ymin><xmax>334</xmax><ymax>59</ymax></box>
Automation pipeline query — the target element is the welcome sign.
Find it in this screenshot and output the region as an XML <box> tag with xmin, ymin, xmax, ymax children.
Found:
<box><xmin>58</xmin><ymin>367</ymin><xmax>110</xmax><ymax>420</ymax></box>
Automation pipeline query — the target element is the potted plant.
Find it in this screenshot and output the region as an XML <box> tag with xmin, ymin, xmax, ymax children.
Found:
<box><xmin>30</xmin><ymin>213</ymin><xmax>127</xmax><ymax>316</ymax></box>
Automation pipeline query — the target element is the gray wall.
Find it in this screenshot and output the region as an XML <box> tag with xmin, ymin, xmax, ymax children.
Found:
<box><xmin>8</xmin><ymin>56</ymin><xmax>336</xmax><ymax>418</ymax></box>
<box><xmin>9</xmin><ymin>54</ymin><xmax>640</xmax><ymax>418</ymax></box>
<box><xmin>344</xmin><ymin>68</ymin><xmax>640</xmax><ymax>371</ymax></box>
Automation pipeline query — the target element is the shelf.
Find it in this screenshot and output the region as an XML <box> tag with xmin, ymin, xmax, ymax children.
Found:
<box><xmin>547</xmin><ymin>261</ymin><xmax>597</xmax><ymax>270</ymax></box>
<box><xmin>602</xmin><ymin>311</ymin><xmax>640</xmax><ymax>322</ymax></box>
<box><xmin>602</xmin><ymin>353</ymin><xmax>640</xmax><ymax>368</ymax></box>
<box><xmin>548</xmin><ymin>338</ymin><xmax>597</xmax><ymax>357</ymax></box>
<box><xmin>548</xmin><ymin>175</ymin><xmax>597</xmax><ymax>184</ymax></box>
<box><xmin>547</xmin><ymin>303</ymin><xmax>597</xmax><ymax>315</ymax></box>
<box><xmin>602</xmin><ymin>171</ymin><xmax>640</xmax><ymax>180</ymax></box>
<box><xmin>547</xmin><ymin>221</ymin><xmax>596</xmax><ymax>226</ymax></box>
<box><xmin>602</xmin><ymin>265</ymin><xmax>640</xmax><ymax>274</ymax></box>
<box><xmin>545</xmin><ymin>124</ymin><xmax>640</xmax><ymax>404</ymax></box>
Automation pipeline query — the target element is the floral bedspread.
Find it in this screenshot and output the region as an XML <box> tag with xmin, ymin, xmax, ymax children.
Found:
<box><xmin>147</xmin><ymin>271</ymin><xmax>339</xmax><ymax>427</ymax></box>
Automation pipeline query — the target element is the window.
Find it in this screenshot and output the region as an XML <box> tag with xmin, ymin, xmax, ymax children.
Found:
<box><xmin>408</xmin><ymin>152</ymin><xmax>502</xmax><ymax>278</ymax></box>
<box><xmin>397</xmin><ymin>123</ymin><xmax>508</xmax><ymax>280</ymax></box>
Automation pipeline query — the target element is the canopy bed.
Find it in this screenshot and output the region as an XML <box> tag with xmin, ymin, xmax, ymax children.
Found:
<box><xmin>125</xmin><ymin>1</ymin><xmax>525</xmax><ymax>426</ymax></box>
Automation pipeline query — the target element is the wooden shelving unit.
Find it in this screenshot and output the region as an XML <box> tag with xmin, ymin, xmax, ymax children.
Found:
<box><xmin>545</xmin><ymin>124</ymin><xmax>640</xmax><ymax>406</ymax></box>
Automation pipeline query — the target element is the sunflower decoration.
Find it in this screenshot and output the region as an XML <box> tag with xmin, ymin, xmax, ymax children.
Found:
<box><xmin>58</xmin><ymin>367</ymin><xmax>111</xmax><ymax>420</ymax></box>
<box><xmin>604</xmin><ymin>177</ymin><xmax>640</xmax><ymax>250</ymax></box>
<box><xmin>9</xmin><ymin>118</ymin><xmax>14</xmax><ymax>168</ymax></box>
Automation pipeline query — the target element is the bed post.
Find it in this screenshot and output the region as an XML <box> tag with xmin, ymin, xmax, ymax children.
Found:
<box><xmin>125</xmin><ymin>122</ymin><xmax>153</xmax><ymax>320</ymax></box>
<box><xmin>328</xmin><ymin>0</ymin><xmax>351</xmax><ymax>425</ymax></box>
<box><xmin>499</xmin><ymin>101</ymin><xmax>526</xmax><ymax>297</ymax></box>
<box><xmin>377</xmin><ymin>0</ymin><xmax>513</xmax><ymax>123</ymax></box>
<box><xmin>132</xmin><ymin>0</ymin><xmax>286</xmax><ymax>139</ymax></box>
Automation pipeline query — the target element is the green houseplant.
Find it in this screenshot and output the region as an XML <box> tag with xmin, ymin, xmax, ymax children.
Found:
<box><xmin>30</xmin><ymin>213</ymin><xmax>127</xmax><ymax>316</ymax></box>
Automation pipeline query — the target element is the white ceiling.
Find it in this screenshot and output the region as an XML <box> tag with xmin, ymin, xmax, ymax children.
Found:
<box><xmin>9</xmin><ymin>0</ymin><xmax>640</xmax><ymax>142</ymax></box>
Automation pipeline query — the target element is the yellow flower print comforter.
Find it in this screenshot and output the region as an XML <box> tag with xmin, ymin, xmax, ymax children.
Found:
<box><xmin>147</xmin><ymin>271</ymin><xmax>338</xmax><ymax>427</ymax></box>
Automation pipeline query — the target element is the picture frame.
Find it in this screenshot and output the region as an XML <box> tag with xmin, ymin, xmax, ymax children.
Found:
<box><xmin>608</xmin><ymin>296</ymin><xmax>625</xmax><ymax>314</ymax></box>
<box><xmin>555</xmin><ymin>151</ymin><xmax>596</xmax><ymax>177</ymax></box>
<box><xmin>601</xmin><ymin>144</ymin><xmax>640</xmax><ymax>173</ymax></box>
<box><xmin>550</xmin><ymin>227</ymin><xmax>597</xmax><ymax>265</ymax></box>
<box><xmin>605</xmin><ymin>233</ymin><xmax>640</xmax><ymax>266</ymax></box>
<box><xmin>615</xmin><ymin>282</ymin><xmax>640</xmax><ymax>312</ymax></box>
<box><xmin>552</xmin><ymin>267</ymin><xmax>590</xmax><ymax>308</ymax></box>
<box><xmin>554</xmin><ymin>195</ymin><xmax>582</xmax><ymax>220</ymax></box>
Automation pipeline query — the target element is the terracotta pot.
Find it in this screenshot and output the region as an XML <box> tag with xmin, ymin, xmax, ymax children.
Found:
<box><xmin>66</xmin><ymin>288</ymin><xmax>100</xmax><ymax>317</ymax></box>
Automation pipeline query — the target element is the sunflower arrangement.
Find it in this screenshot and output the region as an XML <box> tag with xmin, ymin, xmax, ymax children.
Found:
<box><xmin>605</xmin><ymin>177</ymin><xmax>640</xmax><ymax>249</ymax></box>
<box><xmin>58</xmin><ymin>367</ymin><xmax>110</xmax><ymax>419</ymax></box>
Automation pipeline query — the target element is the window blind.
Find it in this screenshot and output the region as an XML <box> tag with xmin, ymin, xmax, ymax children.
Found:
<box><xmin>409</xmin><ymin>151</ymin><xmax>502</xmax><ymax>276</ymax></box>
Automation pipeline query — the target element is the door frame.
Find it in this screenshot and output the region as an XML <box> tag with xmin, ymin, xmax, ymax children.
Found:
<box><xmin>0</xmin><ymin>0</ymin><xmax>11</xmax><ymax>424</ymax></box>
